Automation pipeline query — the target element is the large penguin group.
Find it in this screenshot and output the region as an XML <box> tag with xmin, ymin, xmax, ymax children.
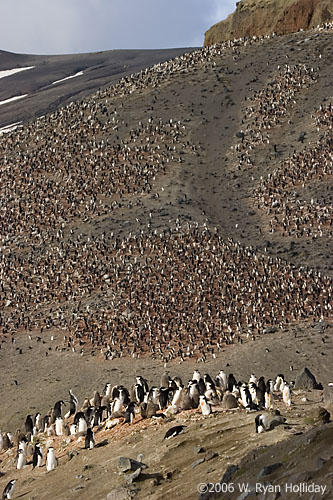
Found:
<box><xmin>0</xmin><ymin>366</ymin><xmax>296</xmax><ymax>498</ymax></box>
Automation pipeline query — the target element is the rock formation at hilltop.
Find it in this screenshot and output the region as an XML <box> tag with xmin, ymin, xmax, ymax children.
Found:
<box><xmin>204</xmin><ymin>0</ymin><xmax>332</xmax><ymax>45</ymax></box>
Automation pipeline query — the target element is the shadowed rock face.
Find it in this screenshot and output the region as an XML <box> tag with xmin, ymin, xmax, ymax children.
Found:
<box><xmin>204</xmin><ymin>0</ymin><xmax>332</xmax><ymax>45</ymax></box>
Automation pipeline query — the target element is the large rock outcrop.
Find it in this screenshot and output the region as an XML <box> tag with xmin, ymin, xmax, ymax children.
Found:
<box><xmin>204</xmin><ymin>0</ymin><xmax>333</xmax><ymax>46</ymax></box>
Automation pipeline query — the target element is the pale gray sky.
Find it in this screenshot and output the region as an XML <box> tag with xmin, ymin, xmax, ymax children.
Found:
<box><xmin>1</xmin><ymin>0</ymin><xmax>237</xmax><ymax>55</ymax></box>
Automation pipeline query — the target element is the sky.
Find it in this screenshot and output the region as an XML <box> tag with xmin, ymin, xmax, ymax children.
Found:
<box><xmin>0</xmin><ymin>0</ymin><xmax>237</xmax><ymax>55</ymax></box>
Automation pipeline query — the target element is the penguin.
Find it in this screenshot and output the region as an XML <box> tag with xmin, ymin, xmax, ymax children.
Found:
<box><xmin>2</xmin><ymin>433</ymin><xmax>12</xmax><ymax>450</ymax></box>
<box><xmin>16</xmin><ymin>449</ymin><xmax>26</xmax><ymax>470</ymax></box>
<box><xmin>204</xmin><ymin>382</ymin><xmax>218</xmax><ymax>402</ymax></box>
<box><xmin>164</xmin><ymin>425</ymin><xmax>186</xmax><ymax>439</ymax></box>
<box><xmin>173</xmin><ymin>376</ymin><xmax>183</xmax><ymax>388</ymax></box>
<box><xmin>140</xmin><ymin>402</ymin><xmax>148</xmax><ymax>419</ymax></box>
<box><xmin>148</xmin><ymin>387</ymin><xmax>160</xmax><ymax>405</ymax></box>
<box><xmin>192</xmin><ymin>370</ymin><xmax>201</xmax><ymax>382</ymax></box>
<box><xmin>33</xmin><ymin>412</ymin><xmax>42</xmax><ymax>434</ymax></box>
<box><xmin>188</xmin><ymin>380</ymin><xmax>200</xmax><ymax>408</ymax></box>
<box><xmin>265</xmin><ymin>380</ymin><xmax>274</xmax><ymax>409</ymax></box>
<box><xmin>158</xmin><ymin>387</ymin><xmax>171</xmax><ymax>409</ymax></box>
<box><xmin>74</xmin><ymin>411</ymin><xmax>86</xmax><ymax>425</ymax></box>
<box><xmin>64</xmin><ymin>389</ymin><xmax>78</xmax><ymax>418</ymax></box>
<box><xmin>103</xmin><ymin>383</ymin><xmax>112</xmax><ymax>399</ymax></box>
<box><xmin>132</xmin><ymin>383</ymin><xmax>144</xmax><ymax>404</ymax></box>
<box><xmin>181</xmin><ymin>389</ymin><xmax>194</xmax><ymax>410</ymax></box>
<box><xmin>124</xmin><ymin>402</ymin><xmax>135</xmax><ymax>424</ymax></box>
<box><xmin>171</xmin><ymin>385</ymin><xmax>183</xmax><ymax>407</ymax></box>
<box><xmin>70</xmin><ymin>423</ymin><xmax>77</xmax><ymax>435</ymax></box>
<box><xmin>257</xmin><ymin>377</ymin><xmax>266</xmax><ymax>394</ymax></box>
<box><xmin>240</xmin><ymin>383</ymin><xmax>252</xmax><ymax>408</ymax></box>
<box><xmin>282</xmin><ymin>384</ymin><xmax>292</xmax><ymax>408</ymax></box>
<box><xmin>199</xmin><ymin>395</ymin><xmax>212</xmax><ymax>416</ymax></box>
<box><xmin>55</xmin><ymin>417</ymin><xmax>65</xmax><ymax>436</ymax></box>
<box><xmin>24</xmin><ymin>415</ymin><xmax>34</xmax><ymax>434</ymax></box>
<box><xmin>227</xmin><ymin>374</ymin><xmax>237</xmax><ymax>392</ymax></box>
<box><xmin>53</xmin><ymin>400</ymin><xmax>65</xmax><ymax>419</ymax></box>
<box><xmin>215</xmin><ymin>370</ymin><xmax>228</xmax><ymax>393</ymax></box>
<box><xmin>160</xmin><ymin>372</ymin><xmax>170</xmax><ymax>388</ymax></box>
<box><xmin>248</xmin><ymin>382</ymin><xmax>259</xmax><ymax>405</ymax></box>
<box><xmin>2</xmin><ymin>479</ymin><xmax>16</xmax><ymax>500</ymax></box>
<box><xmin>204</xmin><ymin>374</ymin><xmax>215</xmax><ymax>390</ymax></box>
<box><xmin>32</xmin><ymin>443</ymin><xmax>43</xmax><ymax>468</ymax></box>
<box><xmin>46</xmin><ymin>447</ymin><xmax>57</xmax><ymax>471</ymax></box>
<box><xmin>78</xmin><ymin>417</ymin><xmax>88</xmax><ymax>434</ymax></box>
<box><xmin>84</xmin><ymin>428</ymin><xmax>95</xmax><ymax>449</ymax></box>
<box><xmin>18</xmin><ymin>440</ymin><xmax>27</xmax><ymax>454</ymax></box>
<box><xmin>274</xmin><ymin>374</ymin><xmax>284</xmax><ymax>392</ymax></box>
<box><xmin>255</xmin><ymin>414</ymin><xmax>268</xmax><ymax>433</ymax></box>
<box><xmin>135</xmin><ymin>376</ymin><xmax>149</xmax><ymax>394</ymax></box>
<box><xmin>90</xmin><ymin>391</ymin><xmax>101</xmax><ymax>408</ymax></box>
<box><xmin>42</xmin><ymin>415</ymin><xmax>50</xmax><ymax>432</ymax></box>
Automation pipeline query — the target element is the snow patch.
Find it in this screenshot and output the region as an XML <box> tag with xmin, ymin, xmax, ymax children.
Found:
<box><xmin>0</xmin><ymin>66</ymin><xmax>35</xmax><ymax>80</ymax></box>
<box><xmin>52</xmin><ymin>71</ymin><xmax>84</xmax><ymax>85</ymax></box>
<box><xmin>0</xmin><ymin>94</ymin><xmax>28</xmax><ymax>106</ymax></box>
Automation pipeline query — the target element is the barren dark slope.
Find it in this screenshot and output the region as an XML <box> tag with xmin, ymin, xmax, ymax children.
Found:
<box><xmin>0</xmin><ymin>47</ymin><xmax>197</xmax><ymax>128</ymax></box>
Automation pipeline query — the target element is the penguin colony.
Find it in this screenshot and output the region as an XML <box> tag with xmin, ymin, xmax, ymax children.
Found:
<box><xmin>230</xmin><ymin>59</ymin><xmax>332</xmax><ymax>239</ymax></box>
<box><xmin>0</xmin><ymin>24</ymin><xmax>332</xmax><ymax>361</ymax></box>
<box><xmin>0</xmin><ymin>368</ymin><xmax>295</xmax><ymax>490</ymax></box>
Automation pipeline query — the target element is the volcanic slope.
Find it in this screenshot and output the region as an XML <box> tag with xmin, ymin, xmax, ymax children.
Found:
<box><xmin>1</xmin><ymin>26</ymin><xmax>332</xmax><ymax>353</ymax></box>
<box><xmin>0</xmin><ymin>25</ymin><xmax>332</xmax><ymax>500</ymax></box>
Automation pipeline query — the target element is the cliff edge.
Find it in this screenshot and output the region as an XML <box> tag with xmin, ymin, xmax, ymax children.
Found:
<box><xmin>204</xmin><ymin>0</ymin><xmax>332</xmax><ymax>45</ymax></box>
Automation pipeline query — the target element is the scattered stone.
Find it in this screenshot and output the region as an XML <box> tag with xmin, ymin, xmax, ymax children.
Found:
<box><xmin>196</xmin><ymin>447</ymin><xmax>206</xmax><ymax>454</ymax></box>
<box><xmin>220</xmin><ymin>464</ymin><xmax>239</xmax><ymax>484</ymax></box>
<box><xmin>257</xmin><ymin>462</ymin><xmax>282</xmax><ymax>478</ymax></box>
<box><xmin>118</xmin><ymin>457</ymin><xmax>148</xmax><ymax>473</ymax></box>
<box><xmin>315</xmin><ymin>457</ymin><xmax>327</xmax><ymax>470</ymax></box>
<box><xmin>107</xmin><ymin>487</ymin><xmax>130</xmax><ymax>500</ymax></box>
<box><xmin>317</xmin><ymin>407</ymin><xmax>330</xmax><ymax>424</ymax></box>
<box><xmin>205</xmin><ymin>451</ymin><xmax>219</xmax><ymax>462</ymax></box>
<box><xmin>295</xmin><ymin>367</ymin><xmax>319</xmax><ymax>390</ymax></box>
<box><xmin>124</xmin><ymin>467</ymin><xmax>142</xmax><ymax>485</ymax></box>
<box><xmin>72</xmin><ymin>485</ymin><xmax>84</xmax><ymax>492</ymax></box>
<box><xmin>324</xmin><ymin>385</ymin><xmax>333</xmax><ymax>404</ymax></box>
<box><xmin>192</xmin><ymin>458</ymin><xmax>205</xmax><ymax>469</ymax></box>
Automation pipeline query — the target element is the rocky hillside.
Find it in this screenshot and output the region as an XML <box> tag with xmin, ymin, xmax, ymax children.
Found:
<box><xmin>204</xmin><ymin>0</ymin><xmax>332</xmax><ymax>45</ymax></box>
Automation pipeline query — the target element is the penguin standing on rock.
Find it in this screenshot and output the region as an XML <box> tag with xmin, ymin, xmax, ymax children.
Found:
<box><xmin>2</xmin><ymin>480</ymin><xmax>16</xmax><ymax>500</ymax></box>
<box><xmin>32</xmin><ymin>443</ymin><xmax>43</xmax><ymax>468</ymax></box>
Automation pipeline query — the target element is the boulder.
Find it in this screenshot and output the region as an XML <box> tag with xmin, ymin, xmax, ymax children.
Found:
<box><xmin>324</xmin><ymin>384</ymin><xmax>333</xmax><ymax>403</ymax></box>
<box><xmin>222</xmin><ymin>392</ymin><xmax>238</xmax><ymax>409</ymax></box>
<box><xmin>294</xmin><ymin>367</ymin><xmax>319</xmax><ymax>390</ymax></box>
